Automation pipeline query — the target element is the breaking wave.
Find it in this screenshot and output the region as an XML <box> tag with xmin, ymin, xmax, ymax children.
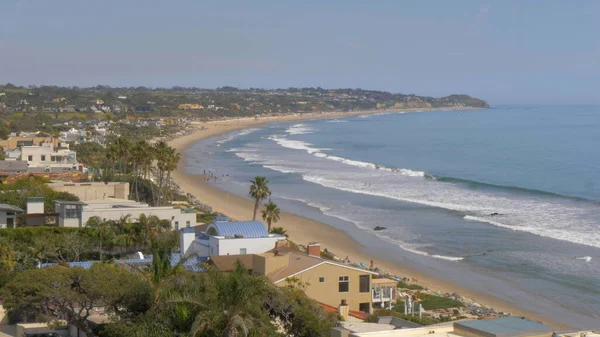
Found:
<box><xmin>286</xmin><ymin>123</ymin><xmax>315</xmax><ymax>135</ymax></box>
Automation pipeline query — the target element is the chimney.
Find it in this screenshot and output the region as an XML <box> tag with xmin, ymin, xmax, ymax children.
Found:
<box><xmin>179</xmin><ymin>227</ymin><xmax>195</xmax><ymax>255</ymax></box>
<box><xmin>338</xmin><ymin>299</ymin><xmax>349</xmax><ymax>321</ymax></box>
<box><xmin>307</xmin><ymin>242</ymin><xmax>321</xmax><ymax>257</ymax></box>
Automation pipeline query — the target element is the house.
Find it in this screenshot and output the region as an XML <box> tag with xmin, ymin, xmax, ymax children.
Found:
<box><xmin>0</xmin><ymin>204</ymin><xmax>23</xmax><ymax>228</ymax></box>
<box><xmin>55</xmin><ymin>198</ymin><xmax>196</xmax><ymax>229</ymax></box>
<box><xmin>20</xmin><ymin>143</ymin><xmax>79</xmax><ymax>171</ymax></box>
<box><xmin>0</xmin><ymin>136</ymin><xmax>61</xmax><ymax>151</ymax></box>
<box><xmin>208</xmin><ymin>243</ymin><xmax>379</xmax><ymax>314</ymax></box>
<box><xmin>49</xmin><ymin>182</ymin><xmax>129</xmax><ymax>201</ymax></box>
<box><xmin>332</xmin><ymin>317</ymin><xmax>557</xmax><ymax>337</ymax></box>
<box><xmin>180</xmin><ymin>220</ymin><xmax>286</xmax><ymax>257</ymax></box>
<box><xmin>26</xmin><ymin>197</ymin><xmax>49</xmax><ymax>226</ymax></box>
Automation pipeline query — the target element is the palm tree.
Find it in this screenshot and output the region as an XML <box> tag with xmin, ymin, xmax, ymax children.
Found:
<box><xmin>131</xmin><ymin>140</ymin><xmax>153</xmax><ymax>202</ymax></box>
<box><xmin>261</xmin><ymin>201</ymin><xmax>281</xmax><ymax>232</ymax></box>
<box><xmin>115</xmin><ymin>137</ymin><xmax>131</xmax><ymax>174</ymax></box>
<box><xmin>174</xmin><ymin>262</ymin><xmax>271</xmax><ymax>337</ymax></box>
<box><xmin>86</xmin><ymin>216</ymin><xmax>111</xmax><ymax>260</ymax></box>
<box><xmin>249</xmin><ymin>176</ymin><xmax>270</xmax><ymax>221</ymax></box>
<box><xmin>269</xmin><ymin>227</ymin><xmax>288</xmax><ymax>238</ymax></box>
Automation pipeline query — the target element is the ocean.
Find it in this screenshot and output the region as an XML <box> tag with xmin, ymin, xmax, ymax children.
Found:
<box><xmin>185</xmin><ymin>106</ymin><xmax>600</xmax><ymax>328</ymax></box>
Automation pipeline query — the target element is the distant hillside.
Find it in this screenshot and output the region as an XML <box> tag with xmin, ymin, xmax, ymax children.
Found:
<box><xmin>0</xmin><ymin>84</ymin><xmax>488</xmax><ymax>133</ymax></box>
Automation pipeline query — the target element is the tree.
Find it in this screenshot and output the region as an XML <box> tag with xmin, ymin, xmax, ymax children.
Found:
<box><xmin>173</xmin><ymin>262</ymin><xmax>275</xmax><ymax>337</ymax></box>
<box><xmin>269</xmin><ymin>227</ymin><xmax>288</xmax><ymax>238</ymax></box>
<box><xmin>249</xmin><ymin>177</ymin><xmax>270</xmax><ymax>221</ymax></box>
<box><xmin>261</xmin><ymin>201</ymin><xmax>281</xmax><ymax>232</ymax></box>
<box><xmin>1</xmin><ymin>264</ymin><xmax>152</xmax><ymax>337</ymax></box>
<box><xmin>86</xmin><ymin>216</ymin><xmax>111</xmax><ymax>260</ymax></box>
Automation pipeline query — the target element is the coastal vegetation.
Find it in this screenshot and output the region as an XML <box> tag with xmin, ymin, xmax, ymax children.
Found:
<box><xmin>262</xmin><ymin>201</ymin><xmax>281</xmax><ymax>232</ymax></box>
<box><xmin>0</xmin><ymin>232</ymin><xmax>337</xmax><ymax>337</ymax></box>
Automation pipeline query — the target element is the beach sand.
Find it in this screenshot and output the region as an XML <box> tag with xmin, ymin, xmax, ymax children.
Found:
<box><xmin>168</xmin><ymin>109</ymin><xmax>566</xmax><ymax>329</ymax></box>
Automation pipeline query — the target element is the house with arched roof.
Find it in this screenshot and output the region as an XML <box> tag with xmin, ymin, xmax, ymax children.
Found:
<box><xmin>180</xmin><ymin>220</ymin><xmax>286</xmax><ymax>257</ymax></box>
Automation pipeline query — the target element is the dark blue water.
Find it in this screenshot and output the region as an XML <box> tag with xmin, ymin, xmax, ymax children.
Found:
<box><xmin>185</xmin><ymin>106</ymin><xmax>600</xmax><ymax>328</ymax></box>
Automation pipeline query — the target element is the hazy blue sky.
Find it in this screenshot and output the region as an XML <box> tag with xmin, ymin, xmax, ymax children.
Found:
<box><xmin>1</xmin><ymin>0</ymin><xmax>598</xmax><ymax>104</ymax></box>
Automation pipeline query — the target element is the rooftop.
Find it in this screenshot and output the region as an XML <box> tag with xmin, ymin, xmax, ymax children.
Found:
<box><xmin>0</xmin><ymin>204</ymin><xmax>24</xmax><ymax>213</ymax></box>
<box><xmin>207</xmin><ymin>221</ymin><xmax>269</xmax><ymax>238</ymax></box>
<box><xmin>455</xmin><ymin>317</ymin><xmax>553</xmax><ymax>337</ymax></box>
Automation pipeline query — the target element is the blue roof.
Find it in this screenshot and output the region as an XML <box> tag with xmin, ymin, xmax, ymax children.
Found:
<box><xmin>214</xmin><ymin>216</ymin><xmax>229</xmax><ymax>222</ymax></box>
<box><xmin>456</xmin><ymin>317</ymin><xmax>552</xmax><ymax>337</ymax></box>
<box><xmin>182</xmin><ymin>227</ymin><xmax>195</xmax><ymax>233</ymax></box>
<box><xmin>208</xmin><ymin>221</ymin><xmax>268</xmax><ymax>238</ymax></box>
<box><xmin>40</xmin><ymin>253</ymin><xmax>207</xmax><ymax>273</ymax></box>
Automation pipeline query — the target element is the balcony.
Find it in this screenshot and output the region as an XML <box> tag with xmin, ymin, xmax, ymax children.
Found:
<box><xmin>372</xmin><ymin>288</ymin><xmax>393</xmax><ymax>303</ymax></box>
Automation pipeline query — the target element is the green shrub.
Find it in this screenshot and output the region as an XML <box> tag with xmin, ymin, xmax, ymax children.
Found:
<box><xmin>397</xmin><ymin>280</ymin><xmax>424</xmax><ymax>290</ymax></box>
<box><xmin>418</xmin><ymin>294</ymin><xmax>464</xmax><ymax>310</ymax></box>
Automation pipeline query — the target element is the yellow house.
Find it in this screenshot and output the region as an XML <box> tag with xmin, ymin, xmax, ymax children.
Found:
<box><xmin>208</xmin><ymin>243</ymin><xmax>379</xmax><ymax>314</ymax></box>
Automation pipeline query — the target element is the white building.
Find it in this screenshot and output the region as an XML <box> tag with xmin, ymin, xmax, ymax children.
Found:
<box><xmin>55</xmin><ymin>198</ymin><xmax>196</xmax><ymax>229</ymax></box>
<box><xmin>20</xmin><ymin>143</ymin><xmax>80</xmax><ymax>171</ymax></box>
<box><xmin>180</xmin><ymin>220</ymin><xmax>286</xmax><ymax>257</ymax></box>
<box><xmin>0</xmin><ymin>204</ymin><xmax>23</xmax><ymax>228</ymax></box>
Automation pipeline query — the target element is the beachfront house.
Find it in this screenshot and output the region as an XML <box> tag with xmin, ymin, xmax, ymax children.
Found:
<box><xmin>0</xmin><ymin>203</ymin><xmax>24</xmax><ymax>228</ymax></box>
<box><xmin>207</xmin><ymin>243</ymin><xmax>379</xmax><ymax>314</ymax></box>
<box><xmin>55</xmin><ymin>198</ymin><xmax>196</xmax><ymax>229</ymax></box>
<box><xmin>49</xmin><ymin>181</ymin><xmax>130</xmax><ymax>201</ymax></box>
<box><xmin>180</xmin><ymin>220</ymin><xmax>286</xmax><ymax>257</ymax></box>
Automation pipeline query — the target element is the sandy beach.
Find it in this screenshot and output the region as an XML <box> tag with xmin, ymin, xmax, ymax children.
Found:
<box><xmin>168</xmin><ymin>108</ymin><xmax>566</xmax><ymax>329</ymax></box>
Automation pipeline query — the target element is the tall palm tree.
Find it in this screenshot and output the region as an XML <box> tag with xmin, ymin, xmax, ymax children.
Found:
<box><xmin>131</xmin><ymin>140</ymin><xmax>153</xmax><ymax>202</ymax></box>
<box><xmin>86</xmin><ymin>216</ymin><xmax>111</xmax><ymax>260</ymax></box>
<box><xmin>154</xmin><ymin>141</ymin><xmax>170</xmax><ymax>206</ymax></box>
<box><xmin>115</xmin><ymin>137</ymin><xmax>131</xmax><ymax>174</ymax></box>
<box><xmin>249</xmin><ymin>176</ymin><xmax>270</xmax><ymax>221</ymax></box>
<box><xmin>261</xmin><ymin>201</ymin><xmax>281</xmax><ymax>232</ymax></box>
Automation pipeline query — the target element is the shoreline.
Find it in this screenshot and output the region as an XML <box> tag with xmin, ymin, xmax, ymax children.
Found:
<box><xmin>167</xmin><ymin>108</ymin><xmax>567</xmax><ymax>329</ymax></box>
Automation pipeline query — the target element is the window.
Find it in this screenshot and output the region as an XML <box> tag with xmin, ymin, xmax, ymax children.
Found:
<box><xmin>359</xmin><ymin>275</ymin><xmax>370</xmax><ymax>293</ymax></box>
<box><xmin>174</xmin><ymin>221</ymin><xmax>179</xmax><ymax>229</ymax></box>
<box><xmin>319</xmin><ymin>277</ymin><xmax>325</xmax><ymax>283</ymax></box>
<box><xmin>240</xmin><ymin>248</ymin><xmax>247</xmax><ymax>255</ymax></box>
<box><xmin>186</xmin><ymin>220</ymin><xmax>191</xmax><ymax>227</ymax></box>
<box><xmin>339</xmin><ymin>276</ymin><xmax>349</xmax><ymax>292</ymax></box>
<box><xmin>28</xmin><ymin>155</ymin><xmax>33</xmax><ymax>161</ymax></box>
<box><xmin>359</xmin><ymin>303</ymin><xmax>370</xmax><ymax>314</ymax></box>
<box><xmin>64</xmin><ymin>205</ymin><xmax>80</xmax><ymax>219</ymax></box>
<box><xmin>41</xmin><ymin>155</ymin><xmax>46</xmax><ymax>161</ymax></box>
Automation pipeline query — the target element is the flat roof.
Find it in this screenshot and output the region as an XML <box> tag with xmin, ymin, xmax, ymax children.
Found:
<box><xmin>55</xmin><ymin>200</ymin><xmax>87</xmax><ymax>205</ymax></box>
<box><xmin>455</xmin><ymin>317</ymin><xmax>553</xmax><ymax>337</ymax></box>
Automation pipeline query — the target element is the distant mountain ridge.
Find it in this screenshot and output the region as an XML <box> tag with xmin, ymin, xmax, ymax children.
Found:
<box><xmin>0</xmin><ymin>84</ymin><xmax>489</xmax><ymax>120</ymax></box>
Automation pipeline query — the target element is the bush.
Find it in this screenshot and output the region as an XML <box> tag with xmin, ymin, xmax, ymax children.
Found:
<box><xmin>367</xmin><ymin>309</ymin><xmax>453</xmax><ymax>326</ymax></box>
<box><xmin>397</xmin><ymin>280</ymin><xmax>424</xmax><ymax>290</ymax></box>
<box><xmin>418</xmin><ymin>294</ymin><xmax>464</xmax><ymax>310</ymax></box>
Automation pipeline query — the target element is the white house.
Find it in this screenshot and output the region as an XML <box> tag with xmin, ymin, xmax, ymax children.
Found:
<box><xmin>0</xmin><ymin>204</ymin><xmax>24</xmax><ymax>228</ymax></box>
<box><xmin>20</xmin><ymin>143</ymin><xmax>79</xmax><ymax>171</ymax></box>
<box><xmin>180</xmin><ymin>220</ymin><xmax>286</xmax><ymax>257</ymax></box>
<box><xmin>55</xmin><ymin>198</ymin><xmax>196</xmax><ymax>229</ymax></box>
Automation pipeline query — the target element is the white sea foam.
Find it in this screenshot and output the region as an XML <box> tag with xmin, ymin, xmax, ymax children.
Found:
<box><xmin>326</xmin><ymin>119</ymin><xmax>348</xmax><ymax>123</ymax></box>
<box><xmin>215</xmin><ymin>128</ymin><xmax>259</xmax><ymax>145</ymax></box>
<box><xmin>286</xmin><ymin>123</ymin><xmax>315</xmax><ymax>135</ymax></box>
<box><xmin>576</xmin><ymin>256</ymin><xmax>592</xmax><ymax>262</ymax></box>
<box><xmin>277</xmin><ymin>195</ymin><xmax>464</xmax><ymax>261</ymax></box>
<box><xmin>269</xmin><ymin>135</ymin><xmax>425</xmax><ymax>177</ymax></box>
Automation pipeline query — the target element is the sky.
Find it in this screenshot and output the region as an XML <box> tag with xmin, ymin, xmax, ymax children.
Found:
<box><xmin>0</xmin><ymin>0</ymin><xmax>599</xmax><ymax>105</ymax></box>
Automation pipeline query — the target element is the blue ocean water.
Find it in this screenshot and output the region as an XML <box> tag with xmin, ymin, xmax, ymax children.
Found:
<box><xmin>185</xmin><ymin>106</ymin><xmax>600</xmax><ymax>328</ymax></box>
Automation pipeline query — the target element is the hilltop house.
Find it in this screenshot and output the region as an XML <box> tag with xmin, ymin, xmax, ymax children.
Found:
<box><xmin>179</xmin><ymin>220</ymin><xmax>286</xmax><ymax>257</ymax></box>
<box><xmin>55</xmin><ymin>198</ymin><xmax>196</xmax><ymax>229</ymax></box>
<box><xmin>20</xmin><ymin>143</ymin><xmax>81</xmax><ymax>172</ymax></box>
